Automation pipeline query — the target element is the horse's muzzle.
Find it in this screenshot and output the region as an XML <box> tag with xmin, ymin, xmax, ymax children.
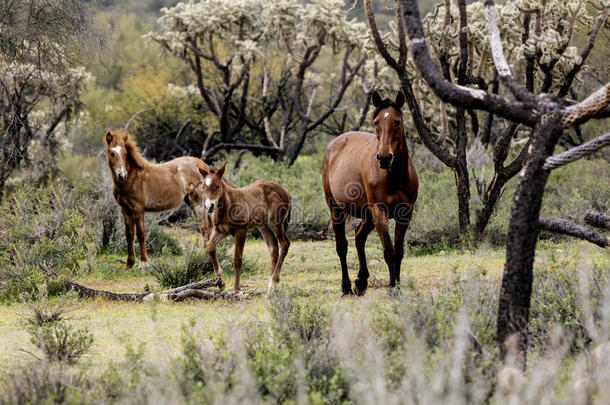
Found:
<box><xmin>207</xmin><ymin>203</ymin><xmax>215</xmax><ymax>214</ymax></box>
<box><xmin>117</xmin><ymin>173</ymin><xmax>127</xmax><ymax>183</ymax></box>
<box><xmin>376</xmin><ymin>153</ymin><xmax>394</xmax><ymax>169</ymax></box>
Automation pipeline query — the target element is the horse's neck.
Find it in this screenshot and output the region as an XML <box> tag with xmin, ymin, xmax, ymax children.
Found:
<box><xmin>392</xmin><ymin>134</ymin><xmax>411</xmax><ymax>174</ymax></box>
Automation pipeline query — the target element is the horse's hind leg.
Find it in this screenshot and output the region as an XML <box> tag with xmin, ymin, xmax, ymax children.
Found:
<box><xmin>121</xmin><ymin>210</ymin><xmax>136</xmax><ymax>269</ymax></box>
<box><xmin>371</xmin><ymin>204</ymin><xmax>397</xmax><ymax>288</ymax></box>
<box><xmin>259</xmin><ymin>225</ymin><xmax>279</xmax><ymax>293</ymax></box>
<box><xmin>329</xmin><ymin>201</ymin><xmax>351</xmax><ymax>296</ymax></box>
<box><xmin>353</xmin><ymin>216</ymin><xmax>374</xmax><ymax>296</ymax></box>
<box><xmin>268</xmin><ymin>220</ymin><xmax>290</xmax><ymax>292</ymax></box>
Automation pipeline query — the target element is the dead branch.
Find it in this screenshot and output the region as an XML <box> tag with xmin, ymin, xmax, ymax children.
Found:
<box><xmin>585</xmin><ymin>212</ymin><xmax>610</xmax><ymax>231</ymax></box>
<box><xmin>66</xmin><ymin>277</ymin><xmax>246</xmax><ymax>302</ymax></box>
<box><xmin>538</xmin><ymin>217</ymin><xmax>609</xmax><ymax>248</ymax></box>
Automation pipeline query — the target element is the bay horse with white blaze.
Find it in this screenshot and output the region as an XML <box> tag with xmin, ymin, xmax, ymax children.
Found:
<box><xmin>199</xmin><ymin>163</ymin><xmax>291</xmax><ymax>292</ymax></box>
<box><xmin>322</xmin><ymin>91</ymin><xmax>418</xmax><ymax>295</ymax></box>
<box><xmin>104</xmin><ymin>129</ymin><xmax>212</xmax><ymax>268</ymax></box>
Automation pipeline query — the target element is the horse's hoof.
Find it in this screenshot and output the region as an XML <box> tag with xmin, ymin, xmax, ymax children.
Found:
<box><xmin>125</xmin><ymin>262</ymin><xmax>135</xmax><ymax>269</ymax></box>
<box><xmin>353</xmin><ymin>280</ymin><xmax>367</xmax><ymax>296</ymax></box>
<box><xmin>137</xmin><ymin>261</ymin><xmax>148</xmax><ymax>270</ymax></box>
<box><xmin>341</xmin><ymin>290</ymin><xmax>355</xmax><ymax>298</ymax></box>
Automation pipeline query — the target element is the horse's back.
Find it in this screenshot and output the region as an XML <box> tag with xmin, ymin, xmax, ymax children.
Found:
<box><xmin>322</xmin><ymin>132</ymin><xmax>375</xmax><ymax>209</ymax></box>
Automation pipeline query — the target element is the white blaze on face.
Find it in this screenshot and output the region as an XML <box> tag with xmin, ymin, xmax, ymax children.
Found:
<box><xmin>383</xmin><ymin>112</ymin><xmax>390</xmax><ymax>118</ymax></box>
<box><xmin>205</xmin><ymin>177</ymin><xmax>213</xmax><ymax>186</ymax></box>
<box><xmin>111</xmin><ymin>146</ymin><xmax>127</xmax><ymax>179</ymax></box>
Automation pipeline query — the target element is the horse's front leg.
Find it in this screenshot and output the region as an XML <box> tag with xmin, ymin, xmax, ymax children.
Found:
<box><xmin>121</xmin><ymin>210</ymin><xmax>136</xmax><ymax>269</ymax></box>
<box><xmin>371</xmin><ymin>204</ymin><xmax>397</xmax><ymax>288</ymax></box>
<box><xmin>134</xmin><ymin>210</ymin><xmax>148</xmax><ymax>267</ymax></box>
<box><xmin>393</xmin><ymin>207</ymin><xmax>413</xmax><ymax>284</ymax></box>
<box><xmin>206</xmin><ymin>227</ymin><xmax>227</xmax><ymax>290</ymax></box>
<box><xmin>232</xmin><ymin>229</ymin><xmax>247</xmax><ymax>291</ymax></box>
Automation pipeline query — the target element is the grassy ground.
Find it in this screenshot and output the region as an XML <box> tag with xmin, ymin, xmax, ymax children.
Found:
<box><xmin>2</xmin><ymin>226</ymin><xmax>602</xmax><ymax>375</ymax></box>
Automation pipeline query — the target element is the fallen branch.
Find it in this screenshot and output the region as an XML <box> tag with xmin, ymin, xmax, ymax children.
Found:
<box><xmin>538</xmin><ymin>217</ymin><xmax>609</xmax><ymax>248</ymax></box>
<box><xmin>585</xmin><ymin>211</ymin><xmax>610</xmax><ymax>231</ymax></box>
<box><xmin>66</xmin><ymin>277</ymin><xmax>246</xmax><ymax>302</ymax></box>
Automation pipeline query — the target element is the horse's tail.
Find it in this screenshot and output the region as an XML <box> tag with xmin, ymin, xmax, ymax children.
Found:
<box><xmin>283</xmin><ymin>205</ymin><xmax>291</xmax><ymax>232</ymax></box>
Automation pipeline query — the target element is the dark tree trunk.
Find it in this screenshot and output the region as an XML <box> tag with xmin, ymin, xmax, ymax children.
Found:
<box><xmin>496</xmin><ymin>109</ymin><xmax>562</xmax><ymax>365</ymax></box>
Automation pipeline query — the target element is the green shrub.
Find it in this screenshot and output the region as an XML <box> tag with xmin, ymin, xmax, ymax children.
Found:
<box><xmin>149</xmin><ymin>244</ymin><xmax>230</xmax><ymax>288</ymax></box>
<box><xmin>0</xmin><ymin>180</ymin><xmax>97</xmax><ymax>301</ymax></box>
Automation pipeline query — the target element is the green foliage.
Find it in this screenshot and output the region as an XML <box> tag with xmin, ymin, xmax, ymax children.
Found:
<box><xmin>0</xmin><ymin>180</ymin><xmax>97</xmax><ymax>300</ymax></box>
<box><xmin>148</xmin><ymin>245</ymin><xmax>223</xmax><ymax>289</ymax></box>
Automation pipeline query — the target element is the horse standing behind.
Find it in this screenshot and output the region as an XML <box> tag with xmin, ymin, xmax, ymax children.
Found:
<box><xmin>322</xmin><ymin>91</ymin><xmax>418</xmax><ymax>295</ymax></box>
<box><xmin>199</xmin><ymin>163</ymin><xmax>291</xmax><ymax>292</ymax></box>
<box><xmin>104</xmin><ymin>129</ymin><xmax>212</xmax><ymax>268</ymax></box>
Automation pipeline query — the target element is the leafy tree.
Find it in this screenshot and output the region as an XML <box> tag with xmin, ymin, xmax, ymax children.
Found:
<box><xmin>0</xmin><ymin>0</ymin><xmax>95</xmax><ymax>194</ymax></box>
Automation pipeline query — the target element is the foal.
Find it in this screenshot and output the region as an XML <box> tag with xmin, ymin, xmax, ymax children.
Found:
<box><xmin>104</xmin><ymin>130</ymin><xmax>211</xmax><ymax>268</ymax></box>
<box><xmin>199</xmin><ymin>163</ymin><xmax>291</xmax><ymax>292</ymax></box>
<box><xmin>322</xmin><ymin>91</ymin><xmax>418</xmax><ymax>295</ymax></box>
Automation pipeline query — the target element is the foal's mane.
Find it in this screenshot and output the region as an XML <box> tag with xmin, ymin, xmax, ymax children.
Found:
<box><xmin>124</xmin><ymin>134</ymin><xmax>148</xmax><ymax>170</ymax></box>
<box><xmin>372</xmin><ymin>98</ymin><xmax>403</xmax><ymax>119</ymax></box>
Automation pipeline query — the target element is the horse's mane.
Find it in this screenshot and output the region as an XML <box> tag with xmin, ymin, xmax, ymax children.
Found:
<box><xmin>124</xmin><ymin>135</ymin><xmax>148</xmax><ymax>170</ymax></box>
<box><xmin>372</xmin><ymin>98</ymin><xmax>403</xmax><ymax>119</ymax></box>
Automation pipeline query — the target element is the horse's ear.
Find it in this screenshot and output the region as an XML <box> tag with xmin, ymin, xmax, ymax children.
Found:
<box><xmin>198</xmin><ymin>167</ymin><xmax>208</xmax><ymax>177</ymax></box>
<box><xmin>395</xmin><ymin>91</ymin><xmax>405</xmax><ymax>109</ymax></box>
<box><xmin>372</xmin><ymin>91</ymin><xmax>382</xmax><ymax>108</ymax></box>
<box><xmin>105</xmin><ymin>131</ymin><xmax>113</xmax><ymax>145</ymax></box>
<box><xmin>122</xmin><ymin>131</ymin><xmax>129</xmax><ymax>142</ymax></box>
<box><xmin>217</xmin><ymin>162</ymin><xmax>227</xmax><ymax>179</ymax></box>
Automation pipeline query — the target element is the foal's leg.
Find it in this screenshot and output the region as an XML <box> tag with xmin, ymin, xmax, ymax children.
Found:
<box><xmin>371</xmin><ymin>204</ymin><xmax>397</xmax><ymax>287</ymax></box>
<box><xmin>206</xmin><ymin>228</ymin><xmax>228</xmax><ymax>290</ymax></box>
<box><xmin>330</xmin><ymin>202</ymin><xmax>351</xmax><ymax>295</ymax></box>
<box><xmin>269</xmin><ymin>221</ymin><xmax>290</xmax><ymax>291</ymax></box>
<box><xmin>353</xmin><ymin>217</ymin><xmax>375</xmax><ymax>296</ymax></box>
<box><xmin>134</xmin><ymin>211</ymin><xmax>148</xmax><ymax>267</ymax></box>
<box><xmin>232</xmin><ymin>229</ymin><xmax>247</xmax><ymax>291</ymax></box>
<box><xmin>121</xmin><ymin>210</ymin><xmax>136</xmax><ymax>269</ymax></box>
<box><xmin>259</xmin><ymin>225</ymin><xmax>279</xmax><ymax>293</ymax></box>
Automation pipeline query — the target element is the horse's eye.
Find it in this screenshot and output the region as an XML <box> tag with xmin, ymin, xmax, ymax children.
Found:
<box><xmin>110</xmin><ymin>152</ymin><xmax>115</xmax><ymax>158</ymax></box>
<box><xmin>216</xmin><ymin>186</ymin><xmax>220</xmax><ymax>190</ymax></box>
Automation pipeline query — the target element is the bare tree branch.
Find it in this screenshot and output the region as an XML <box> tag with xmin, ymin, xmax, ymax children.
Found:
<box><xmin>539</xmin><ymin>217</ymin><xmax>609</xmax><ymax>248</ymax></box>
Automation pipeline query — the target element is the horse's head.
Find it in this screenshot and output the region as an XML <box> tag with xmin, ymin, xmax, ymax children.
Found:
<box><xmin>371</xmin><ymin>91</ymin><xmax>405</xmax><ymax>170</ymax></box>
<box><xmin>104</xmin><ymin>130</ymin><xmax>130</xmax><ymax>183</ymax></box>
<box><xmin>198</xmin><ymin>162</ymin><xmax>226</xmax><ymax>214</ymax></box>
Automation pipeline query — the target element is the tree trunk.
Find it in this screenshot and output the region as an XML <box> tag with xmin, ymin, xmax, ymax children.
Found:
<box><xmin>455</xmin><ymin>162</ymin><xmax>471</xmax><ymax>235</ymax></box>
<box><xmin>496</xmin><ymin>110</ymin><xmax>562</xmax><ymax>366</ymax></box>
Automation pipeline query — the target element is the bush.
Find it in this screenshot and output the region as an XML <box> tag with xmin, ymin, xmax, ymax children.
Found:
<box><xmin>149</xmin><ymin>243</ymin><xmax>230</xmax><ymax>289</ymax></box>
<box><xmin>0</xmin><ymin>180</ymin><xmax>97</xmax><ymax>300</ymax></box>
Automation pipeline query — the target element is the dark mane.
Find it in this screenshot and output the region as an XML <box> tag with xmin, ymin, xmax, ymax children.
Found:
<box><xmin>372</xmin><ymin>98</ymin><xmax>403</xmax><ymax>118</ymax></box>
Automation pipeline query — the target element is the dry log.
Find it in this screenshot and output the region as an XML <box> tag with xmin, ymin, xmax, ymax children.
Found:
<box><xmin>538</xmin><ymin>217</ymin><xmax>609</xmax><ymax>248</ymax></box>
<box><xmin>585</xmin><ymin>211</ymin><xmax>610</xmax><ymax>231</ymax></box>
<box><xmin>66</xmin><ymin>277</ymin><xmax>245</xmax><ymax>302</ymax></box>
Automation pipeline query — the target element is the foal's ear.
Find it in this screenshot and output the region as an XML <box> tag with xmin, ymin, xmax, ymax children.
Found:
<box><xmin>372</xmin><ymin>91</ymin><xmax>382</xmax><ymax>108</ymax></box>
<box><xmin>198</xmin><ymin>167</ymin><xmax>208</xmax><ymax>177</ymax></box>
<box><xmin>395</xmin><ymin>91</ymin><xmax>405</xmax><ymax>109</ymax></box>
<box><xmin>105</xmin><ymin>131</ymin><xmax>113</xmax><ymax>145</ymax></box>
<box><xmin>217</xmin><ymin>162</ymin><xmax>227</xmax><ymax>179</ymax></box>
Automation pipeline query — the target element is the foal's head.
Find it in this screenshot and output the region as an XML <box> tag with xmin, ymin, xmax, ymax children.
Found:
<box><xmin>104</xmin><ymin>130</ymin><xmax>145</xmax><ymax>183</ymax></box>
<box><xmin>371</xmin><ymin>91</ymin><xmax>405</xmax><ymax>169</ymax></box>
<box><xmin>104</xmin><ymin>130</ymin><xmax>130</xmax><ymax>183</ymax></box>
<box><xmin>199</xmin><ymin>162</ymin><xmax>227</xmax><ymax>214</ymax></box>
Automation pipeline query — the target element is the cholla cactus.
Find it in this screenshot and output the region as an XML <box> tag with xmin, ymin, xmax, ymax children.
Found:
<box><xmin>148</xmin><ymin>0</ymin><xmax>369</xmax><ymax>163</ymax></box>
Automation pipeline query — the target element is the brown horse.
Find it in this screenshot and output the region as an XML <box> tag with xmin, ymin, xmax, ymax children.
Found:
<box><xmin>104</xmin><ymin>129</ymin><xmax>212</xmax><ymax>268</ymax></box>
<box><xmin>198</xmin><ymin>163</ymin><xmax>291</xmax><ymax>292</ymax></box>
<box><xmin>322</xmin><ymin>91</ymin><xmax>418</xmax><ymax>295</ymax></box>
